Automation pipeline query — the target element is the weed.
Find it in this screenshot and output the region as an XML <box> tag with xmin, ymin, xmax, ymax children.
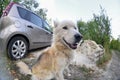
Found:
<box><xmin>8</xmin><ymin>61</ymin><xmax>31</xmax><ymax>80</ymax></box>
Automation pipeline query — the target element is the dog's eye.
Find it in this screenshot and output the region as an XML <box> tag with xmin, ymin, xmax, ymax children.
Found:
<box><xmin>63</xmin><ymin>26</ymin><xmax>68</xmax><ymax>30</ymax></box>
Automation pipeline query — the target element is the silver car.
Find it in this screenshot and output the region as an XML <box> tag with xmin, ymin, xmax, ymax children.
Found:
<box><xmin>0</xmin><ymin>2</ymin><xmax>52</xmax><ymax>60</ymax></box>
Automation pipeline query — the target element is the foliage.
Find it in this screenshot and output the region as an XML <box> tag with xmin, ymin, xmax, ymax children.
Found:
<box><xmin>35</xmin><ymin>8</ymin><xmax>48</xmax><ymax>20</ymax></box>
<box><xmin>19</xmin><ymin>0</ymin><xmax>47</xmax><ymax>20</ymax></box>
<box><xmin>96</xmin><ymin>50</ymin><xmax>112</xmax><ymax>67</ymax></box>
<box><xmin>0</xmin><ymin>0</ymin><xmax>20</xmax><ymax>17</ymax></box>
<box><xmin>20</xmin><ymin>0</ymin><xmax>47</xmax><ymax>20</ymax></box>
<box><xmin>78</xmin><ymin>7</ymin><xmax>111</xmax><ymax>47</ymax></box>
<box><xmin>8</xmin><ymin>61</ymin><xmax>31</xmax><ymax>80</ymax></box>
<box><xmin>0</xmin><ymin>0</ymin><xmax>47</xmax><ymax>20</ymax></box>
<box><xmin>79</xmin><ymin>65</ymin><xmax>93</xmax><ymax>80</ymax></box>
<box><xmin>20</xmin><ymin>0</ymin><xmax>39</xmax><ymax>11</ymax></box>
<box><xmin>110</xmin><ymin>38</ymin><xmax>120</xmax><ymax>51</ymax></box>
<box><xmin>77</xmin><ymin>7</ymin><xmax>112</xmax><ymax>66</ymax></box>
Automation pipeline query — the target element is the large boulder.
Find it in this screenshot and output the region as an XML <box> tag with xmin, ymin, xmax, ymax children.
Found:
<box><xmin>73</xmin><ymin>40</ymin><xmax>104</xmax><ymax>69</ymax></box>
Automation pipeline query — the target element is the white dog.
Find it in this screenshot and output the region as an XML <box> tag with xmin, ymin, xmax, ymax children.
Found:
<box><xmin>17</xmin><ymin>20</ymin><xmax>83</xmax><ymax>80</ymax></box>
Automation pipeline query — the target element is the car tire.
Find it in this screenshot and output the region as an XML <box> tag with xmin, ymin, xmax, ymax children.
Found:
<box><xmin>7</xmin><ymin>36</ymin><xmax>28</xmax><ymax>60</ymax></box>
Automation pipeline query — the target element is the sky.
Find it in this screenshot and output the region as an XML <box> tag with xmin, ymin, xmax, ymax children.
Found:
<box><xmin>38</xmin><ymin>0</ymin><xmax>120</xmax><ymax>39</ymax></box>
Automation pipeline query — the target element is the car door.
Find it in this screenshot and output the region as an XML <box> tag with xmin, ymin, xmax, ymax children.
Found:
<box><xmin>42</xmin><ymin>21</ymin><xmax>52</xmax><ymax>42</ymax></box>
<box><xmin>17</xmin><ymin>7</ymin><xmax>43</xmax><ymax>44</ymax></box>
<box><xmin>17</xmin><ymin>6</ymin><xmax>52</xmax><ymax>48</ymax></box>
<box><xmin>28</xmin><ymin>12</ymin><xmax>52</xmax><ymax>44</ymax></box>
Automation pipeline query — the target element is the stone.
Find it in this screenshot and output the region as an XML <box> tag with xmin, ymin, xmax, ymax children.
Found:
<box><xmin>72</xmin><ymin>40</ymin><xmax>104</xmax><ymax>69</ymax></box>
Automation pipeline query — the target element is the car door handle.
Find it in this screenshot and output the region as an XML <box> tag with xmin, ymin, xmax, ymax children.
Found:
<box><xmin>27</xmin><ymin>25</ymin><xmax>33</xmax><ymax>29</ymax></box>
<box><xmin>46</xmin><ymin>32</ymin><xmax>50</xmax><ymax>35</ymax></box>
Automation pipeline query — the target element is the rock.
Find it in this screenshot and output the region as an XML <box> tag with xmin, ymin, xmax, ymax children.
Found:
<box><xmin>14</xmin><ymin>78</ymin><xmax>19</xmax><ymax>80</ymax></box>
<box><xmin>72</xmin><ymin>40</ymin><xmax>104</xmax><ymax>69</ymax></box>
<box><xmin>64</xmin><ymin>40</ymin><xmax>111</xmax><ymax>80</ymax></box>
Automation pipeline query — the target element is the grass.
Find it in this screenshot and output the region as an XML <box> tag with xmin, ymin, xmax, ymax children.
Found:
<box><xmin>79</xmin><ymin>65</ymin><xmax>94</xmax><ymax>80</ymax></box>
<box><xmin>96</xmin><ymin>44</ymin><xmax>112</xmax><ymax>67</ymax></box>
<box><xmin>8</xmin><ymin>60</ymin><xmax>31</xmax><ymax>80</ymax></box>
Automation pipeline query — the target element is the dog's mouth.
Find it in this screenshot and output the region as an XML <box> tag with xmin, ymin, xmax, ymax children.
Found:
<box><xmin>63</xmin><ymin>38</ymin><xmax>79</xmax><ymax>49</ymax></box>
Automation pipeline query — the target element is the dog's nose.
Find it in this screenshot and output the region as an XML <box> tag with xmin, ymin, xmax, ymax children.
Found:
<box><xmin>74</xmin><ymin>34</ymin><xmax>83</xmax><ymax>42</ymax></box>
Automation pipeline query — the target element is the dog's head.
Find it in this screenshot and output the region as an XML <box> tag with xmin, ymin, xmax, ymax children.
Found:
<box><xmin>53</xmin><ymin>20</ymin><xmax>83</xmax><ymax>50</ymax></box>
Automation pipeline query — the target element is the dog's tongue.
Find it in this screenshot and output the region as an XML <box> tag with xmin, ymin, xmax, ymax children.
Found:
<box><xmin>70</xmin><ymin>43</ymin><xmax>77</xmax><ymax>49</ymax></box>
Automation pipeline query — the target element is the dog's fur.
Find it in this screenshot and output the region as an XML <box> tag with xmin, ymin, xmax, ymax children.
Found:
<box><xmin>17</xmin><ymin>20</ymin><xmax>82</xmax><ymax>80</ymax></box>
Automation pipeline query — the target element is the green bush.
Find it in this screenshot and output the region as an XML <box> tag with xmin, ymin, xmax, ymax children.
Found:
<box><xmin>77</xmin><ymin>7</ymin><xmax>111</xmax><ymax>47</ymax></box>
<box><xmin>77</xmin><ymin>7</ymin><xmax>112</xmax><ymax>66</ymax></box>
<box><xmin>110</xmin><ymin>39</ymin><xmax>120</xmax><ymax>51</ymax></box>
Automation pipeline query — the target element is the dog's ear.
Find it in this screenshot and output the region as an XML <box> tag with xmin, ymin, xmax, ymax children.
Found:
<box><xmin>54</xmin><ymin>20</ymin><xmax>59</xmax><ymax>28</ymax></box>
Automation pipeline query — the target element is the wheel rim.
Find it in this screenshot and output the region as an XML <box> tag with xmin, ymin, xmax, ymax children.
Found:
<box><xmin>11</xmin><ymin>40</ymin><xmax>26</xmax><ymax>59</ymax></box>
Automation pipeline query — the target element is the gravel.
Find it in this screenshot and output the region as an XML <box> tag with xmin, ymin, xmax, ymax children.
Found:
<box><xmin>0</xmin><ymin>50</ymin><xmax>120</xmax><ymax>80</ymax></box>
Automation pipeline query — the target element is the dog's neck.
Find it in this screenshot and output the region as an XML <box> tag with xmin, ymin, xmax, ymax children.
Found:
<box><xmin>51</xmin><ymin>41</ymin><xmax>74</xmax><ymax>59</ymax></box>
<box><xmin>52</xmin><ymin>40</ymin><xmax>71</xmax><ymax>51</ymax></box>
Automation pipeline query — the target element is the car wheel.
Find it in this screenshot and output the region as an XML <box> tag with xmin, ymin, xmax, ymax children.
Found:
<box><xmin>8</xmin><ymin>36</ymin><xmax>28</xmax><ymax>60</ymax></box>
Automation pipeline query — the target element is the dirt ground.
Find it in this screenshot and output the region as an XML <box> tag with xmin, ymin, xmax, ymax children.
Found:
<box><xmin>95</xmin><ymin>51</ymin><xmax>120</xmax><ymax>80</ymax></box>
<box><xmin>0</xmin><ymin>49</ymin><xmax>120</xmax><ymax>80</ymax></box>
<box><xmin>0</xmin><ymin>51</ymin><xmax>14</xmax><ymax>80</ymax></box>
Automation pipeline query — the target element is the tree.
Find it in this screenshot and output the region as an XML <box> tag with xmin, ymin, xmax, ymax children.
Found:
<box><xmin>118</xmin><ymin>35</ymin><xmax>120</xmax><ymax>41</ymax></box>
<box><xmin>77</xmin><ymin>7</ymin><xmax>111</xmax><ymax>47</ymax></box>
<box><xmin>0</xmin><ymin>0</ymin><xmax>20</xmax><ymax>17</ymax></box>
<box><xmin>78</xmin><ymin>7</ymin><xmax>112</xmax><ymax>65</ymax></box>
<box><xmin>110</xmin><ymin>38</ymin><xmax>120</xmax><ymax>51</ymax></box>
<box><xmin>20</xmin><ymin>0</ymin><xmax>39</xmax><ymax>11</ymax></box>
<box><xmin>0</xmin><ymin>0</ymin><xmax>9</xmax><ymax>17</ymax></box>
<box><xmin>77</xmin><ymin>20</ymin><xmax>90</xmax><ymax>39</ymax></box>
<box><xmin>0</xmin><ymin>0</ymin><xmax>47</xmax><ymax>20</ymax></box>
<box><xmin>20</xmin><ymin>0</ymin><xmax>47</xmax><ymax>20</ymax></box>
<box><xmin>35</xmin><ymin>8</ymin><xmax>47</xmax><ymax>20</ymax></box>
<box><xmin>92</xmin><ymin>7</ymin><xmax>111</xmax><ymax>46</ymax></box>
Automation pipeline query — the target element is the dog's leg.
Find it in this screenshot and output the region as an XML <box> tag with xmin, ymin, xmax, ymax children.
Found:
<box><xmin>55</xmin><ymin>72</ymin><xmax>64</xmax><ymax>80</ymax></box>
<box><xmin>31</xmin><ymin>75</ymin><xmax>39</xmax><ymax>80</ymax></box>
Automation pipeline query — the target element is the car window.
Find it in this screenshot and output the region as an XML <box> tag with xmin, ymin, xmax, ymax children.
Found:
<box><xmin>43</xmin><ymin>22</ymin><xmax>52</xmax><ymax>32</ymax></box>
<box><xmin>17</xmin><ymin>7</ymin><xmax>42</xmax><ymax>27</ymax></box>
<box><xmin>17</xmin><ymin>7</ymin><xmax>29</xmax><ymax>20</ymax></box>
<box><xmin>30</xmin><ymin>13</ymin><xmax>42</xmax><ymax>27</ymax></box>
